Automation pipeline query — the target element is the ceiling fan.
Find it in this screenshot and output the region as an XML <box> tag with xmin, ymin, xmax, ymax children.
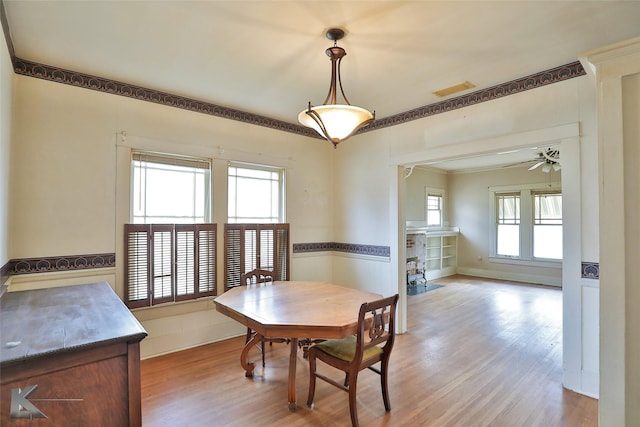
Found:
<box><xmin>528</xmin><ymin>148</ymin><xmax>560</xmax><ymax>172</ymax></box>
<box><xmin>504</xmin><ymin>148</ymin><xmax>561</xmax><ymax>173</ymax></box>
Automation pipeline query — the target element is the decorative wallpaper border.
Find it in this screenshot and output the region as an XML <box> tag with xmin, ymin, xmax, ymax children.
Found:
<box><xmin>293</xmin><ymin>242</ymin><xmax>390</xmax><ymax>258</ymax></box>
<box><xmin>581</xmin><ymin>262</ymin><xmax>600</xmax><ymax>279</ymax></box>
<box><xmin>363</xmin><ymin>61</ymin><xmax>586</xmax><ymax>133</ymax></box>
<box><xmin>1</xmin><ymin>254</ymin><xmax>597</xmax><ymax>278</ymax></box>
<box><xmin>7</xmin><ymin>253</ymin><xmax>116</xmax><ymax>276</ymax></box>
<box><xmin>10</xmin><ymin>56</ymin><xmax>583</xmax><ymax>137</ymax></box>
<box><xmin>12</xmin><ymin>57</ymin><xmax>320</xmax><ymax>139</ymax></box>
<box><xmin>0</xmin><ymin>12</ymin><xmax>592</xmax><ymax>281</ymax></box>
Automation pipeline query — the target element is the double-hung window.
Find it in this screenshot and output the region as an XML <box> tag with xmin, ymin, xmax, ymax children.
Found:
<box><xmin>124</xmin><ymin>152</ymin><xmax>216</xmax><ymax>309</ymax></box>
<box><xmin>426</xmin><ymin>189</ymin><xmax>444</xmax><ymax>227</ymax></box>
<box><xmin>225</xmin><ymin>162</ymin><xmax>289</xmax><ymax>290</ymax></box>
<box><xmin>496</xmin><ymin>192</ymin><xmax>521</xmax><ymax>257</ymax></box>
<box><xmin>532</xmin><ymin>191</ymin><xmax>563</xmax><ymax>259</ymax></box>
<box><xmin>228</xmin><ymin>162</ymin><xmax>284</xmax><ymax>223</ymax></box>
<box><xmin>490</xmin><ymin>185</ymin><xmax>562</xmax><ymax>263</ymax></box>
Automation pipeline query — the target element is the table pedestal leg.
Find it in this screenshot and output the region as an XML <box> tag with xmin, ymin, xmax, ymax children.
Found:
<box><xmin>288</xmin><ymin>337</ymin><xmax>299</xmax><ymax>410</ymax></box>
<box><xmin>240</xmin><ymin>333</ymin><xmax>262</xmax><ymax>377</ymax></box>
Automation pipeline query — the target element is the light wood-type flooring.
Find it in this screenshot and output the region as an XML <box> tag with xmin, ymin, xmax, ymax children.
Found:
<box><xmin>141</xmin><ymin>275</ymin><xmax>598</xmax><ymax>426</ymax></box>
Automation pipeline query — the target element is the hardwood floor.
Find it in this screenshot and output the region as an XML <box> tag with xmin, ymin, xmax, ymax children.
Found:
<box><xmin>140</xmin><ymin>276</ymin><xmax>598</xmax><ymax>426</ymax></box>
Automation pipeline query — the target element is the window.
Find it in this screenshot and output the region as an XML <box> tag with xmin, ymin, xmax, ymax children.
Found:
<box><xmin>132</xmin><ymin>152</ymin><xmax>211</xmax><ymax>224</ymax></box>
<box><xmin>228</xmin><ymin>162</ymin><xmax>284</xmax><ymax>223</ymax></box>
<box><xmin>224</xmin><ymin>223</ymin><xmax>290</xmax><ymax>291</ymax></box>
<box><xmin>426</xmin><ymin>190</ymin><xmax>444</xmax><ymax>227</ymax></box>
<box><xmin>125</xmin><ymin>152</ymin><xmax>215</xmax><ymax>308</ymax></box>
<box><xmin>490</xmin><ymin>185</ymin><xmax>562</xmax><ymax>263</ymax></box>
<box><xmin>533</xmin><ymin>191</ymin><xmax>562</xmax><ymax>259</ymax></box>
<box><xmin>496</xmin><ymin>192</ymin><xmax>520</xmax><ymax>257</ymax></box>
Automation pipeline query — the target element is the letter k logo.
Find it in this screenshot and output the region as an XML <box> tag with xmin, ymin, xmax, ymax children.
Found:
<box><xmin>10</xmin><ymin>385</ymin><xmax>47</xmax><ymax>419</ymax></box>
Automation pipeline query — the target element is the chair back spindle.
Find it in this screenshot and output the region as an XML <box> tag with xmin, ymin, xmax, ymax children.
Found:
<box><xmin>242</xmin><ymin>268</ymin><xmax>274</xmax><ymax>285</ymax></box>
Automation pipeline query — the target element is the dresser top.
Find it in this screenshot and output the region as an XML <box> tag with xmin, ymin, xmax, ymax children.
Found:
<box><xmin>1</xmin><ymin>282</ymin><xmax>147</xmax><ymax>365</ymax></box>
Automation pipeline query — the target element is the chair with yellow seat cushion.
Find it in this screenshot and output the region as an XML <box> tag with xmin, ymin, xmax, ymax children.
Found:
<box><xmin>306</xmin><ymin>294</ymin><xmax>399</xmax><ymax>427</ymax></box>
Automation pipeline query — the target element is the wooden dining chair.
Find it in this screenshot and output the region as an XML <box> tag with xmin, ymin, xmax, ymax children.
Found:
<box><xmin>306</xmin><ymin>294</ymin><xmax>399</xmax><ymax>427</ymax></box>
<box><xmin>242</xmin><ymin>268</ymin><xmax>276</xmax><ymax>286</ymax></box>
<box><xmin>241</xmin><ymin>268</ymin><xmax>289</xmax><ymax>367</ymax></box>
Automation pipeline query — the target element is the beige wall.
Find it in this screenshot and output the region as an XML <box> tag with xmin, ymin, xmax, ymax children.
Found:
<box><xmin>404</xmin><ymin>163</ymin><xmax>564</xmax><ymax>286</ymax></box>
<box><xmin>450</xmin><ymin>165</ymin><xmax>562</xmax><ymax>286</ymax></box>
<box><xmin>6</xmin><ymin>28</ymin><xmax>640</xmax><ymax>424</ymax></box>
<box><xmin>337</xmin><ymin>78</ymin><xmax>595</xmax><ymax>289</ymax></box>
<box><xmin>331</xmin><ymin>76</ymin><xmax>599</xmax><ymax>398</ymax></box>
<box><xmin>404</xmin><ymin>166</ymin><xmax>448</xmax><ymax>225</ymax></box>
<box><xmin>8</xmin><ymin>74</ymin><xmax>334</xmax><ymax>357</ymax></box>
<box><xmin>3</xmin><ymin>37</ymin><xmax>606</xmax><ymax>403</ymax></box>
<box><xmin>1</xmin><ymin>28</ymin><xmax>12</xmax><ymax>269</ymax></box>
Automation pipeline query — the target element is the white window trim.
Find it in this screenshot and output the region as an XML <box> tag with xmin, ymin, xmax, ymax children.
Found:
<box><xmin>131</xmin><ymin>150</ymin><xmax>212</xmax><ymax>224</ymax></box>
<box><xmin>425</xmin><ymin>187</ymin><xmax>446</xmax><ymax>230</ymax></box>
<box><xmin>489</xmin><ymin>182</ymin><xmax>561</xmax><ymax>266</ymax></box>
<box><xmin>227</xmin><ymin>161</ymin><xmax>286</xmax><ymax>223</ymax></box>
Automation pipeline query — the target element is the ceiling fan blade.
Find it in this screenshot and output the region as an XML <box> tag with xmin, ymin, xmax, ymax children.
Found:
<box><xmin>502</xmin><ymin>160</ymin><xmax>534</xmax><ymax>168</ymax></box>
<box><xmin>528</xmin><ymin>161</ymin><xmax>544</xmax><ymax>171</ymax></box>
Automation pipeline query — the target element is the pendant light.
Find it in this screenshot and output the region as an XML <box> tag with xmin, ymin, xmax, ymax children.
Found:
<box><xmin>298</xmin><ymin>28</ymin><xmax>375</xmax><ymax>148</ymax></box>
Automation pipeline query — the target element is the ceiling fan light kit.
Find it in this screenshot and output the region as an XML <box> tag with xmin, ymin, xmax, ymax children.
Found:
<box><xmin>298</xmin><ymin>28</ymin><xmax>375</xmax><ymax>148</ymax></box>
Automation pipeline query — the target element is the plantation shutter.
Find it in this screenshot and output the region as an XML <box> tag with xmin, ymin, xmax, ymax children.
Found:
<box><xmin>197</xmin><ymin>225</ymin><xmax>217</xmax><ymax>296</ymax></box>
<box><xmin>124</xmin><ymin>223</ymin><xmax>217</xmax><ymax>308</ymax></box>
<box><xmin>125</xmin><ymin>224</ymin><xmax>152</xmax><ymax>309</ymax></box>
<box><xmin>175</xmin><ymin>224</ymin><xmax>217</xmax><ymax>302</ymax></box>
<box><xmin>260</xmin><ymin>228</ymin><xmax>274</xmax><ymax>270</ymax></box>
<box><xmin>275</xmin><ymin>226</ymin><xmax>289</xmax><ymax>281</ymax></box>
<box><xmin>225</xmin><ymin>226</ymin><xmax>242</xmax><ymax>291</ymax></box>
<box><xmin>151</xmin><ymin>224</ymin><xmax>174</xmax><ymax>305</ymax></box>
<box><xmin>224</xmin><ymin>223</ymin><xmax>290</xmax><ymax>291</ymax></box>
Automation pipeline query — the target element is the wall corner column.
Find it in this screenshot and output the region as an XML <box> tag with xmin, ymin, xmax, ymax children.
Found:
<box><xmin>581</xmin><ymin>36</ymin><xmax>640</xmax><ymax>427</ymax></box>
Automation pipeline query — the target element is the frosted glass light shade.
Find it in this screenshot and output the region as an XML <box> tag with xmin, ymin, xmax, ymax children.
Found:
<box><xmin>298</xmin><ymin>104</ymin><xmax>374</xmax><ymax>145</ymax></box>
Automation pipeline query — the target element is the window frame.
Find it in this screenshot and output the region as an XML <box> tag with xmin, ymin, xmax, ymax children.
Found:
<box><xmin>531</xmin><ymin>190</ymin><xmax>563</xmax><ymax>260</ymax></box>
<box><xmin>131</xmin><ymin>151</ymin><xmax>212</xmax><ymax>224</ymax></box>
<box><xmin>227</xmin><ymin>161</ymin><xmax>285</xmax><ymax>224</ymax></box>
<box><xmin>125</xmin><ymin>150</ymin><xmax>215</xmax><ymax>309</ymax></box>
<box><xmin>495</xmin><ymin>191</ymin><xmax>521</xmax><ymax>257</ymax></box>
<box><xmin>489</xmin><ymin>183</ymin><xmax>562</xmax><ymax>266</ymax></box>
<box><xmin>425</xmin><ymin>188</ymin><xmax>445</xmax><ymax>228</ymax></box>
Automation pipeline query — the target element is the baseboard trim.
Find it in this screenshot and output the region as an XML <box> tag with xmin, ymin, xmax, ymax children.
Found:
<box><xmin>456</xmin><ymin>267</ymin><xmax>562</xmax><ymax>287</ymax></box>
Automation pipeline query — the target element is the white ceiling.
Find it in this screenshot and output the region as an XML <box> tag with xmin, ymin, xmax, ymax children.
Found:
<box><xmin>4</xmin><ymin>1</ymin><xmax>640</xmax><ymax>170</ymax></box>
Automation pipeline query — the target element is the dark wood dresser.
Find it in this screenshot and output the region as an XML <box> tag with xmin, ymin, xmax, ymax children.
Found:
<box><xmin>1</xmin><ymin>282</ymin><xmax>147</xmax><ymax>426</ymax></box>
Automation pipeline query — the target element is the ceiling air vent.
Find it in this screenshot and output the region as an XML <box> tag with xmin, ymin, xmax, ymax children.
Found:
<box><xmin>433</xmin><ymin>81</ymin><xmax>476</xmax><ymax>97</ymax></box>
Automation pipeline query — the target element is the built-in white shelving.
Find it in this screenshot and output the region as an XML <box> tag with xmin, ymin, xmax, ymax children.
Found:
<box><xmin>406</xmin><ymin>227</ymin><xmax>458</xmax><ymax>281</ymax></box>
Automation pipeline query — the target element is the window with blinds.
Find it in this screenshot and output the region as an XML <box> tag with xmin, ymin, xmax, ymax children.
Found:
<box><xmin>124</xmin><ymin>223</ymin><xmax>217</xmax><ymax>308</ymax></box>
<box><xmin>224</xmin><ymin>223</ymin><xmax>289</xmax><ymax>291</ymax></box>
